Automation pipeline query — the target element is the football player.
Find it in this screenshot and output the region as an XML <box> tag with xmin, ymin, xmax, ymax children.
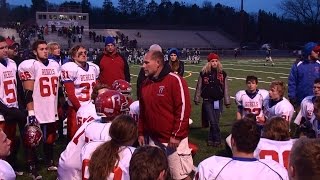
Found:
<box><xmin>76</xmin><ymin>83</ymin><xmax>109</xmax><ymax>127</ymax></box>
<box><xmin>254</xmin><ymin>117</ymin><xmax>296</xmax><ymax>169</ymax></box>
<box><xmin>60</xmin><ymin>45</ymin><xmax>100</xmax><ymax>140</ymax></box>
<box><xmin>196</xmin><ymin>119</ymin><xmax>288</xmax><ymax>180</ymax></box>
<box><xmin>58</xmin><ymin>90</ymin><xmax>129</xmax><ymax>180</ymax></box>
<box><xmin>18</xmin><ymin>40</ymin><xmax>60</xmax><ymax>178</ymax></box>
<box><xmin>0</xmin><ymin>129</ymin><xmax>16</xmax><ymax>180</ymax></box>
<box><xmin>260</xmin><ymin>80</ymin><xmax>294</xmax><ymax>124</ymax></box>
<box><xmin>235</xmin><ymin>75</ymin><xmax>268</xmax><ymax>123</ymax></box>
<box><xmin>0</xmin><ymin>36</ymin><xmax>26</xmax><ymax>174</ymax></box>
<box><xmin>294</xmin><ymin>78</ymin><xmax>320</xmax><ymax>126</ymax></box>
<box><xmin>82</xmin><ymin>115</ymin><xmax>137</xmax><ymax>180</ymax></box>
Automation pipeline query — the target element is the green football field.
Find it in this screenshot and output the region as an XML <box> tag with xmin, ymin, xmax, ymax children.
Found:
<box><xmin>17</xmin><ymin>56</ymin><xmax>296</xmax><ymax>179</ymax></box>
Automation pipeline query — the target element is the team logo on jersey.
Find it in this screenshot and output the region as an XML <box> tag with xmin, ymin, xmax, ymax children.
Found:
<box><xmin>157</xmin><ymin>86</ymin><xmax>165</xmax><ymax>96</ymax></box>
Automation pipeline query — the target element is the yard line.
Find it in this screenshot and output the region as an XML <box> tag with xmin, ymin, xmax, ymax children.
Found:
<box><xmin>186</xmin><ymin>69</ymin><xmax>289</xmax><ymax>76</ymax></box>
<box><xmin>280</xmin><ymin>76</ymin><xmax>288</xmax><ymax>79</ymax></box>
<box><xmin>131</xmin><ymin>74</ymin><xmax>138</xmax><ymax>77</ymax></box>
<box><xmin>193</xmin><ymin>77</ymin><xmax>272</xmax><ymax>84</ymax></box>
<box><xmin>222</xmin><ymin>63</ymin><xmax>291</xmax><ymax>70</ymax></box>
<box><xmin>267</xmin><ymin>77</ymin><xmax>275</xmax><ymax>79</ymax></box>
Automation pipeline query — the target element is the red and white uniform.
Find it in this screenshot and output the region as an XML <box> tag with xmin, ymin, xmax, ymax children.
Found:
<box><xmin>0</xmin><ymin>58</ymin><xmax>18</xmax><ymax>121</ymax></box>
<box><xmin>18</xmin><ymin>59</ymin><xmax>60</xmax><ymax>123</ymax></box>
<box><xmin>195</xmin><ymin>156</ymin><xmax>289</xmax><ymax>180</ymax></box>
<box><xmin>61</xmin><ymin>62</ymin><xmax>99</xmax><ymax>107</ymax></box>
<box><xmin>58</xmin><ymin>119</ymin><xmax>111</xmax><ymax>180</ymax></box>
<box><xmin>81</xmin><ymin>141</ymin><xmax>135</xmax><ymax>180</ymax></box>
<box><xmin>254</xmin><ymin>138</ymin><xmax>296</xmax><ymax>169</ymax></box>
<box><xmin>294</xmin><ymin>96</ymin><xmax>315</xmax><ymax>125</ymax></box>
<box><xmin>0</xmin><ymin>159</ymin><xmax>16</xmax><ymax>180</ymax></box>
<box><xmin>76</xmin><ymin>100</ymin><xmax>98</xmax><ymax>127</ymax></box>
<box><xmin>263</xmin><ymin>97</ymin><xmax>294</xmax><ymax>123</ymax></box>
<box><xmin>129</xmin><ymin>100</ymin><xmax>139</xmax><ymax>123</ymax></box>
<box><xmin>235</xmin><ymin>89</ymin><xmax>268</xmax><ymax>120</ymax></box>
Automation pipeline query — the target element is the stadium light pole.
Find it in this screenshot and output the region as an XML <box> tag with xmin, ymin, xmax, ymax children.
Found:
<box><xmin>240</xmin><ymin>0</ymin><xmax>245</xmax><ymax>44</ymax></box>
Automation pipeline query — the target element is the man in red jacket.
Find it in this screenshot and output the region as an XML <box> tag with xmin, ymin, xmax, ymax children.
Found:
<box><xmin>94</xmin><ymin>36</ymin><xmax>130</xmax><ymax>87</ymax></box>
<box><xmin>138</xmin><ymin>50</ymin><xmax>193</xmax><ymax>180</ymax></box>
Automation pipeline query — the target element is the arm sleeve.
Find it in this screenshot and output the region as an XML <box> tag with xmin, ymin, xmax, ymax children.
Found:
<box><xmin>122</xmin><ymin>55</ymin><xmax>131</xmax><ymax>83</ymax></box>
<box><xmin>288</xmin><ymin>64</ymin><xmax>297</xmax><ymax>99</ymax></box>
<box><xmin>224</xmin><ymin>75</ymin><xmax>231</xmax><ymax>105</ymax></box>
<box><xmin>172</xmin><ymin>77</ymin><xmax>191</xmax><ymax>140</ymax></box>
<box><xmin>64</xmin><ymin>82</ymin><xmax>81</xmax><ymax>111</ymax></box>
<box><xmin>138</xmin><ymin>97</ymin><xmax>145</xmax><ymax>136</ymax></box>
<box><xmin>178</xmin><ymin>61</ymin><xmax>184</xmax><ymax>77</ymax></box>
<box><xmin>0</xmin><ymin>101</ymin><xmax>10</xmax><ymax>115</ymax></box>
<box><xmin>136</xmin><ymin>68</ymin><xmax>146</xmax><ymax>100</ymax></box>
<box><xmin>194</xmin><ymin>73</ymin><xmax>202</xmax><ymax>103</ymax></box>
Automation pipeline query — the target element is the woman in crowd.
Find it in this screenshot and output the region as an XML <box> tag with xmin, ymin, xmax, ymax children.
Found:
<box><xmin>167</xmin><ymin>48</ymin><xmax>184</xmax><ymax>76</ymax></box>
<box><xmin>194</xmin><ymin>53</ymin><xmax>230</xmax><ymax>147</ymax></box>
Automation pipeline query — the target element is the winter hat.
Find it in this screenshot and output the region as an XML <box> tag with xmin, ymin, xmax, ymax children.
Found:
<box><xmin>149</xmin><ymin>44</ymin><xmax>162</xmax><ymax>52</ymax></box>
<box><xmin>5</xmin><ymin>38</ymin><xmax>18</xmax><ymax>48</ymax></box>
<box><xmin>207</xmin><ymin>53</ymin><xmax>219</xmax><ymax>62</ymax></box>
<box><xmin>168</xmin><ymin>48</ymin><xmax>179</xmax><ymax>57</ymax></box>
<box><xmin>105</xmin><ymin>36</ymin><xmax>115</xmax><ymax>46</ymax></box>
<box><xmin>313</xmin><ymin>45</ymin><xmax>320</xmax><ymax>53</ymax></box>
<box><xmin>303</xmin><ymin>42</ymin><xmax>317</xmax><ymax>57</ymax></box>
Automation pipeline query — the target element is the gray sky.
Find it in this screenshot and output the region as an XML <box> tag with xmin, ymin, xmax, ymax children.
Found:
<box><xmin>9</xmin><ymin>0</ymin><xmax>282</xmax><ymax>14</ymax></box>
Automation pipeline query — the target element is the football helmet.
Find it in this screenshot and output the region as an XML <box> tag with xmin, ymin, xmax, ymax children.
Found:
<box><xmin>112</xmin><ymin>80</ymin><xmax>132</xmax><ymax>95</ymax></box>
<box><xmin>23</xmin><ymin>124</ymin><xmax>43</xmax><ymax>148</ymax></box>
<box><xmin>95</xmin><ymin>90</ymin><xmax>129</xmax><ymax>119</ymax></box>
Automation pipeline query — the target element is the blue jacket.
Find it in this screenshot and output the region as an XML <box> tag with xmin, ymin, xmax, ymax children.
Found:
<box><xmin>288</xmin><ymin>59</ymin><xmax>320</xmax><ymax>104</ymax></box>
<box><xmin>48</xmin><ymin>54</ymin><xmax>69</xmax><ymax>65</ymax></box>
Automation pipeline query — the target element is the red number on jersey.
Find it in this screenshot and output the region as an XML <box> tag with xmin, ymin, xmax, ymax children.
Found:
<box><xmin>19</xmin><ymin>71</ymin><xmax>31</xmax><ymax>80</ymax></box>
<box><xmin>243</xmin><ymin>108</ymin><xmax>261</xmax><ymax>115</ymax></box>
<box><xmin>73</xmin><ymin>129</ymin><xmax>85</xmax><ymax>145</ymax></box>
<box><xmin>77</xmin><ymin>116</ymin><xmax>95</xmax><ymax>127</ymax></box>
<box><xmin>61</xmin><ymin>70</ymin><xmax>70</xmax><ymax>79</ymax></box>
<box><xmin>78</xmin><ymin>82</ymin><xmax>95</xmax><ymax>102</ymax></box>
<box><xmin>259</xmin><ymin>150</ymin><xmax>291</xmax><ymax>169</ymax></box>
<box><xmin>39</xmin><ymin>76</ymin><xmax>59</xmax><ymax>97</ymax></box>
<box><xmin>3</xmin><ymin>79</ymin><xmax>17</xmax><ymax>103</ymax></box>
<box><xmin>113</xmin><ymin>166</ymin><xmax>123</xmax><ymax>180</ymax></box>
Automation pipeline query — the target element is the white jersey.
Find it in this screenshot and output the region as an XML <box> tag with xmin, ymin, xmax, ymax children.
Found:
<box><xmin>235</xmin><ymin>89</ymin><xmax>268</xmax><ymax>119</ymax></box>
<box><xmin>18</xmin><ymin>59</ymin><xmax>60</xmax><ymax>123</ymax></box>
<box><xmin>0</xmin><ymin>159</ymin><xmax>16</xmax><ymax>180</ymax></box>
<box><xmin>81</xmin><ymin>141</ymin><xmax>135</xmax><ymax>180</ymax></box>
<box><xmin>129</xmin><ymin>100</ymin><xmax>139</xmax><ymax>123</ymax></box>
<box><xmin>0</xmin><ymin>58</ymin><xmax>18</xmax><ymax>121</ymax></box>
<box><xmin>76</xmin><ymin>100</ymin><xmax>98</xmax><ymax>127</ymax></box>
<box><xmin>196</xmin><ymin>156</ymin><xmax>289</xmax><ymax>180</ymax></box>
<box><xmin>294</xmin><ymin>96</ymin><xmax>315</xmax><ymax>125</ymax></box>
<box><xmin>263</xmin><ymin>97</ymin><xmax>294</xmax><ymax>122</ymax></box>
<box><xmin>58</xmin><ymin>119</ymin><xmax>111</xmax><ymax>180</ymax></box>
<box><xmin>61</xmin><ymin>62</ymin><xmax>99</xmax><ymax>106</ymax></box>
<box><xmin>254</xmin><ymin>138</ymin><xmax>296</xmax><ymax>169</ymax></box>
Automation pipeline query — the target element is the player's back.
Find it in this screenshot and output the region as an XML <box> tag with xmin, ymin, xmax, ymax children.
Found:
<box><xmin>84</xmin><ymin>119</ymin><xmax>112</xmax><ymax>142</ymax></box>
<box><xmin>81</xmin><ymin>141</ymin><xmax>135</xmax><ymax>180</ymax></box>
<box><xmin>254</xmin><ymin>138</ymin><xmax>296</xmax><ymax>169</ymax></box>
<box><xmin>196</xmin><ymin>156</ymin><xmax>288</xmax><ymax>180</ymax></box>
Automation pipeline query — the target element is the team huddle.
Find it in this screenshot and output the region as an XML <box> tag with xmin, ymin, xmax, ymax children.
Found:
<box><xmin>0</xmin><ymin>35</ymin><xmax>320</xmax><ymax>180</ymax></box>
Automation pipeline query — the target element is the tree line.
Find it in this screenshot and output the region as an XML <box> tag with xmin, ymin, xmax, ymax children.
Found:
<box><xmin>1</xmin><ymin>0</ymin><xmax>319</xmax><ymax>48</ymax></box>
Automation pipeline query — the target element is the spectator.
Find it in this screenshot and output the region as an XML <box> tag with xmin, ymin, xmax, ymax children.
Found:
<box><xmin>138</xmin><ymin>50</ymin><xmax>193</xmax><ymax>180</ymax></box>
<box><xmin>95</xmin><ymin>36</ymin><xmax>130</xmax><ymax>87</ymax></box>
<box><xmin>264</xmin><ymin>48</ymin><xmax>274</xmax><ymax>66</ymax></box>
<box><xmin>194</xmin><ymin>53</ymin><xmax>230</xmax><ymax>147</ymax></box>
<box><xmin>196</xmin><ymin>119</ymin><xmax>288</xmax><ymax>180</ymax></box>
<box><xmin>0</xmin><ymin>129</ymin><xmax>15</xmax><ymax>180</ymax></box>
<box><xmin>130</xmin><ymin>146</ymin><xmax>168</xmax><ymax>180</ymax></box>
<box><xmin>288</xmin><ymin>137</ymin><xmax>320</xmax><ymax>180</ymax></box>
<box><xmin>167</xmin><ymin>48</ymin><xmax>184</xmax><ymax>76</ymax></box>
<box><xmin>288</xmin><ymin>42</ymin><xmax>320</xmax><ymax>109</ymax></box>
<box><xmin>47</xmin><ymin>42</ymin><xmax>69</xmax><ymax>65</ymax></box>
